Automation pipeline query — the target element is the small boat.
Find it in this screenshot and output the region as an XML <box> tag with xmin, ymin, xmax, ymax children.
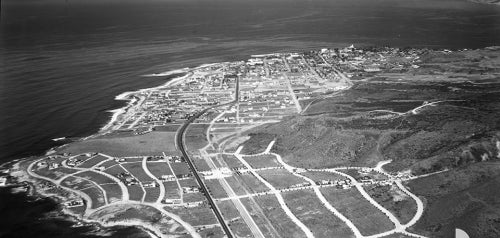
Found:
<box><xmin>52</xmin><ymin>137</ymin><xmax>66</xmax><ymax>142</ymax></box>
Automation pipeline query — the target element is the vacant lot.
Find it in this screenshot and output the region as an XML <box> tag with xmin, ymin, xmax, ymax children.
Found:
<box><xmin>321</xmin><ymin>187</ymin><xmax>395</xmax><ymax>236</ymax></box>
<box><xmin>127</xmin><ymin>184</ymin><xmax>144</xmax><ymax>201</ymax></box>
<box><xmin>164</xmin><ymin>205</ymin><xmax>218</xmax><ymax>226</ymax></box>
<box><xmin>122</xmin><ymin>162</ymin><xmax>152</xmax><ymax>182</ymax></box>
<box><xmin>146</xmin><ymin>162</ymin><xmax>172</xmax><ymax>178</ymax></box>
<box><xmin>81</xmin><ymin>186</ymin><xmax>106</xmax><ymax>209</ymax></box>
<box><xmin>170</xmin><ymin>162</ymin><xmax>191</xmax><ymax>176</ymax></box>
<box><xmin>75</xmin><ymin>171</ymin><xmax>115</xmax><ymax>185</ymax></box>
<box><xmin>61</xmin><ymin>175</ymin><xmax>95</xmax><ymax>190</ymax></box>
<box><xmin>241</xmin><ymin>197</ymin><xmax>283</xmax><ymax>238</ymax></box>
<box><xmin>216</xmin><ymin>200</ymin><xmax>240</xmax><ymax>220</ymax></box>
<box><xmin>58</xmin><ymin>131</ymin><xmax>177</xmax><ymax>157</ymax></box>
<box><xmin>204</xmin><ymin>179</ymin><xmax>228</xmax><ymax>199</ymax></box>
<box><xmin>100</xmin><ymin>183</ymin><xmax>123</xmax><ymax>203</ymax></box>
<box><xmin>301</xmin><ymin>171</ymin><xmax>345</xmax><ymax>183</ymax></box>
<box><xmin>163</xmin><ymin>181</ymin><xmax>180</xmax><ymax>199</ymax></box>
<box><xmin>35</xmin><ymin>166</ymin><xmax>79</xmax><ymax>181</ymax></box>
<box><xmin>283</xmin><ymin>189</ymin><xmax>354</xmax><ymax>238</ymax></box>
<box><xmin>253</xmin><ymin>195</ymin><xmax>305</xmax><ymax>238</ymax></box>
<box><xmin>77</xmin><ymin>155</ymin><xmax>109</xmax><ymax>168</ymax></box>
<box><xmin>185</xmin><ymin>124</ymin><xmax>210</xmax><ymax>152</ymax></box>
<box><xmin>221</xmin><ymin>154</ymin><xmax>245</xmax><ymax>169</ymax></box>
<box><xmin>235</xmin><ymin>173</ymin><xmax>270</xmax><ymax>194</ymax></box>
<box><xmin>257</xmin><ymin>169</ymin><xmax>308</xmax><ymax>189</ymax></box>
<box><xmin>243</xmin><ymin>154</ymin><xmax>280</xmax><ymax>169</ymax></box>
<box><xmin>366</xmin><ymin>184</ymin><xmax>417</xmax><ymax>224</ymax></box>
<box><xmin>143</xmin><ymin>187</ymin><xmax>160</xmax><ymax>203</ymax></box>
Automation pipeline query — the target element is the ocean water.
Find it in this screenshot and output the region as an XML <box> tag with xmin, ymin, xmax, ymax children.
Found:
<box><xmin>1</xmin><ymin>0</ymin><xmax>499</xmax><ymax>237</ymax></box>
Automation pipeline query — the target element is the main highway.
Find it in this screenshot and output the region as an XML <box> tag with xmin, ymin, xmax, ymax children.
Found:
<box><xmin>176</xmin><ymin>104</ymin><xmax>234</xmax><ymax>238</ymax></box>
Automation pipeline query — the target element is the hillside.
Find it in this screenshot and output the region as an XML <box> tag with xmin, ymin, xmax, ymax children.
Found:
<box><xmin>240</xmin><ymin>47</ymin><xmax>500</xmax><ymax>237</ymax></box>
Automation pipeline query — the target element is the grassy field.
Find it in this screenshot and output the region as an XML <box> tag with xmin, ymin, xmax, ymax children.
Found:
<box><xmin>192</xmin><ymin>158</ymin><xmax>212</xmax><ymax>172</ymax></box>
<box><xmin>100</xmin><ymin>183</ymin><xmax>122</xmax><ymax>203</ymax></box>
<box><xmin>154</xmin><ymin>124</ymin><xmax>181</xmax><ymax>132</ymax></box>
<box><xmin>224</xmin><ymin>176</ymin><xmax>248</xmax><ymax>196</ymax></box>
<box><xmin>121</xmin><ymin>162</ymin><xmax>153</xmax><ymax>182</ymax></box>
<box><xmin>104</xmin><ymin>164</ymin><xmax>128</xmax><ymax>177</ymax></box>
<box><xmin>366</xmin><ymin>184</ymin><xmax>417</xmax><ymax>224</ymax></box>
<box><xmin>240</xmin><ymin>197</ymin><xmax>282</xmax><ymax>238</ymax></box>
<box><xmin>127</xmin><ymin>184</ymin><xmax>144</xmax><ymax>201</ymax></box>
<box><xmin>283</xmin><ymin>189</ymin><xmax>354</xmax><ymax>238</ymax></box>
<box><xmin>146</xmin><ymin>162</ymin><xmax>172</xmax><ymax>178</ymax></box>
<box><xmin>216</xmin><ymin>200</ymin><xmax>240</xmax><ymax>220</ymax></box>
<box><xmin>301</xmin><ymin>171</ymin><xmax>345</xmax><ymax>183</ymax></box>
<box><xmin>35</xmin><ymin>166</ymin><xmax>79</xmax><ymax>181</ymax></box>
<box><xmin>257</xmin><ymin>169</ymin><xmax>308</xmax><ymax>189</ymax></box>
<box><xmin>235</xmin><ymin>173</ymin><xmax>270</xmax><ymax>194</ymax></box>
<box><xmin>204</xmin><ymin>179</ymin><xmax>228</xmax><ymax>199</ymax></box>
<box><xmin>183</xmin><ymin>192</ymin><xmax>205</xmax><ymax>203</ymax></box>
<box><xmin>164</xmin><ymin>205</ymin><xmax>218</xmax><ymax>226</ymax></box>
<box><xmin>58</xmin><ymin>131</ymin><xmax>178</xmax><ymax>157</ymax></box>
<box><xmin>61</xmin><ymin>175</ymin><xmax>95</xmax><ymax>190</ymax></box>
<box><xmin>221</xmin><ymin>155</ymin><xmax>245</xmax><ymax>169</ymax></box>
<box><xmin>171</xmin><ymin>162</ymin><xmax>192</xmax><ymax>176</ymax></box>
<box><xmin>320</xmin><ymin>187</ymin><xmax>395</xmax><ymax>236</ymax></box>
<box><xmin>143</xmin><ymin>187</ymin><xmax>160</xmax><ymax>203</ymax></box>
<box><xmin>253</xmin><ymin>195</ymin><xmax>305</xmax><ymax>238</ymax></box>
<box><xmin>185</xmin><ymin>123</ymin><xmax>210</xmax><ymax>152</ymax></box>
<box><xmin>80</xmin><ymin>186</ymin><xmax>106</xmax><ymax>209</ymax></box>
<box><xmin>163</xmin><ymin>181</ymin><xmax>180</xmax><ymax>199</ymax></box>
<box><xmin>77</xmin><ymin>155</ymin><xmax>109</xmax><ymax>168</ymax></box>
<box><xmin>242</xmin><ymin>154</ymin><xmax>280</xmax><ymax>169</ymax></box>
<box><xmin>197</xmin><ymin>226</ymin><xmax>225</xmax><ymax>238</ymax></box>
<box><xmin>179</xmin><ymin>178</ymin><xmax>198</xmax><ymax>187</ymax></box>
<box><xmin>75</xmin><ymin>171</ymin><xmax>116</xmax><ymax>185</ymax></box>
<box><xmin>99</xmin><ymin>160</ymin><xmax>119</xmax><ymax>170</ymax></box>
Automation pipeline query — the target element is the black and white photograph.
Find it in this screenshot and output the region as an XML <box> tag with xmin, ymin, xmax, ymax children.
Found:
<box><xmin>1</xmin><ymin>0</ymin><xmax>500</xmax><ymax>237</ymax></box>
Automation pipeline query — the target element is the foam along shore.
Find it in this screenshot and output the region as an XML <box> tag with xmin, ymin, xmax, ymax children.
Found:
<box><xmin>99</xmin><ymin>69</ymin><xmax>193</xmax><ymax>132</ymax></box>
<box><xmin>142</xmin><ymin>68</ymin><xmax>189</xmax><ymax>77</ymax></box>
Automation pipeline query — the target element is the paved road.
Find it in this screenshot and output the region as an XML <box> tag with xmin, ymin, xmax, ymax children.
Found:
<box><xmin>176</xmin><ymin>105</ymin><xmax>234</xmax><ymax>238</ymax></box>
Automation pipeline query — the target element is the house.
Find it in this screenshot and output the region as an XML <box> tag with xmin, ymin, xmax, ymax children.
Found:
<box><xmin>0</xmin><ymin>177</ymin><xmax>7</xmax><ymax>187</ymax></box>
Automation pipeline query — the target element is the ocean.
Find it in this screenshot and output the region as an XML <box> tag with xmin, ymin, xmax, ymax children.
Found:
<box><xmin>1</xmin><ymin>0</ymin><xmax>499</xmax><ymax>237</ymax></box>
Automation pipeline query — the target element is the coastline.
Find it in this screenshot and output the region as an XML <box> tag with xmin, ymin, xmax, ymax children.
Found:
<box><xmin>1</xmin><ymin>66</ymin><xmax>202</xmax><ymax>238</ymax></box>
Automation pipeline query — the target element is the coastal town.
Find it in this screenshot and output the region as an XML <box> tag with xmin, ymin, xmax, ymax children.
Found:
<box><xmin>3</xmin><ymin>46</ymin><xmax>444</xmax><ymax>238</ymax></box>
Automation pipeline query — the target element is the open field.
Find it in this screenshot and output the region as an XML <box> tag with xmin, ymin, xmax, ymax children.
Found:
<box><xmin>75</xmin><ymin>171</ymin><xmax>115</xmax><ymax>185</ymax></box>
<box><xmin>80</xmin><ymin>186</ymin><xmax>106</xmax><ymax>209</ymax></box>
<box><xmin>77</xmin><ymin>155</ymin><xmax>109</xmax><ymax>168</ymax></box>
<box><xmin>61</xmin><ymin>175</ymin><xmax>95</xmax><ymax>190</ymax></box>
<box><xmin>221</xmin><ymin>154</ymin><xmax>245</xmax><ymax>169</ymax></box>
<box><xmin>185</xmin><ymin>123</ymin><xmax>210</xmax><ymax>152</ymax></box>
<box><xmin>241</xmin><ymin>197</ymin><xmax>280</xmax><ymax>237</ymax></box>
<box><xmin>121</xmin><ymin>162</ymin><xmax>152</xmax><ymax>182</ymax></box>
<box><xmin>204</xmin><ymin>179</ymin><xmax>228</xmax><ymax>199</ymax></box>
<box><xmin>146</xmin><ymin>162</ymin><xmax>173</xmax><ymax>178</ymax></box>
<box><xmin>224</xmin><ymin>176</ymin><xmax>248</xmax><ymax>196</ymax></box>
<box><xmin>154</xmin><ymin>124</ymin><xmax>181</xmax><ymax>132</ymax></box>
<box><xmin>366</xmin><ymin>184</ymin><xmax>417</xmax><ymax>224</ymax></box>
<box><xmin>283</xmin><ymin>189</ymin><xmax>354</xmax><ymax>238</ymax></box>
<box><xmin>216</xmin><ymin>200</ymin><xmax>240</xmax><ymax>220</ymax></box>
<box><xmin>235</xmin><ymin>173</ymin><xmax>270</xmax><ymax>194</ymax></box>
<box><xmin>197</xmin><ymin>226</ymin><xmax>225</xmax><ymax>238</ymax></box>
<box><xmin>99</xmin><ymin>160</ymin><xmax>119</xmax><ymax>169</ymax></box>
<box><xmin>143</xmin><ymin>187</ymin><xmax>160</xmax><ymax>203</ymax></box>
<box><xmin>104</xmin><ymin>164</ymin><xmax>128</xmax><ymax>177</ymax></box>
<box><xmin>253</xmin><ymin>195</ymin><xmax>305</xmax><ymax>238</ymax></box>
<box><xmin>34</xmin><ymin>167</ymin><xmax>79</xmax><ymax>181</ymax></box>
<box><xmin>163</xmin><ymin>181</ymin><xmax>180</xmax><ymax>199</ymax></box>
<box><xmin>227</xmin><ymin>219</ymin><xmax>253</xmax><ymax>238</ymax></box>
<box><xmin>242</xmin><ymin>154</ymin><xmax>280</xmax><ymax>169</ymax></box>
<box><xmin>127</xmin><ymin>184</ymin><xmax>144</xmax><ymax>201</ymax></box>
<box><xmin>301</xmin><ymin>171</ymin><xmax>345</xmax><ymax>183</ymax></box>
<box><xmin>257</xmin><ymin>169</ymin><xmax>308</xmax><ymax>189</ymax></box>
<box><xmin>192</xmin><ymin>158</ymin><xmax>211</xmax><ymax>172</ymax></box>
<box><xmin>321</xmin><ymin>187</ymin><xmax>395</xmax><ymax>236</ymax></box>
<box><xmin>100</xmin><ymin>184</ymin><xmax>122</xmax><ymax>203</ymax></box>
<box><xmin>164</xmin><ymin>205</ymin><xmax>218</xmax><ymax>226</ymax></box>
<box><xmin>171</xmin><ymin>162</ymin><xmax>192</xmax><ymax>176</ymax></box>
<box><xmin>57</xmin><ymin>131</ymin><xmax>178</xmax><ymax>157</ymax></box>
<box><xmin>179</xmin><ymin>178</ymin><xmax>198</xmax><ymax>187</ymax></box>
<box><xmin>183</xmin><ymin>192</ymin><xmax>205</xmax><ymax>203</ymax></box>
